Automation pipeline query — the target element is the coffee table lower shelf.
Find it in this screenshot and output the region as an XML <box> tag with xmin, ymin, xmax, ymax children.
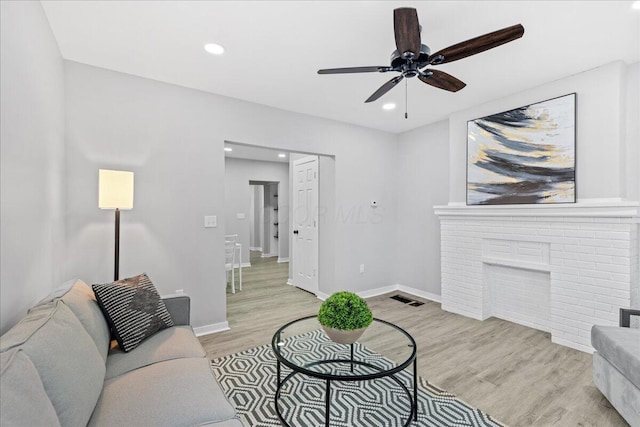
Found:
<box><xmin>274</xmin><ymin>347</ymin><xmax>418</xmax><ymax>427</ymax></box>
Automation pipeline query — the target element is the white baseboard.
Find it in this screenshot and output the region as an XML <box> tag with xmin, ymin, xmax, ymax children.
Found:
<box><xmin>357</xmin><ymin>285</ymin><xmax>399</xmax><ymax>299</ymax></box>
<box><xmin>313</xmin><ymin>284</ymin><xmax>442</xmax><ymax>304</ymax></box>
<box><xmin>193</xmin><ymin>321</ymin><xmax>230</xmax><ymax>337</ymax></box>
<box><xmin>316</xmin><ymin>291</ymin><xmax>329</xmax><ymax>301</ymax></box>
<box><xmin>250</xmin><ymin>246</ymin><xmax>262</xmax><ymax>251</ymax></box>
<box><xmin>286</xmin><ymin>279</ymin><xmax>293</xmax><ymax>286</ymax></box>
<box><xmin>551</xmin><ymin>336</ymin><xmax>594</xmax><ymax>354</ymax></box>
<box><xmin>261</xmin><ymin>253</ymin><xmax>277</xmax><ymax>258</ymax></box>
<box><xmin>236</xmin><ymin>262</ymin><xmax>251</xmax><ymax>268</ymax></box>
<box><xmin>277</xmin><ymin>257</ymin><xmax>289</xmax><ymax>263</ymax></box>
<box><xmin>326</xmin><ymin>283</ymin><xmax>443</xmax><ymax>304</ymax></box>
<box><xmin>396</xmin><ymin>285</ymin><xmax>442</xmax><ymax>303</ymax></box>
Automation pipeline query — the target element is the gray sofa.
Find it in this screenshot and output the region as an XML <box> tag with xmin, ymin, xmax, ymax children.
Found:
<box><xmin>0</xmin><ymin>280</ymin><xmax>243</xmax><ymax>427</ymax></box>
<box><xmin>591</xmin><ymin>308</ymin><xmax>640</xmax><ymax>427</ymax></box>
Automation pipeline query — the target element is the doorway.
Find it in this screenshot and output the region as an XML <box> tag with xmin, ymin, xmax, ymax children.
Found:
<box><xmin>222</xmin><ymin>141</ymin><xmax>334</xmax><ymax>331</ymax></box>
<box><xmin>248</xmin><ymin>181</ymin><xmax>280</xmax><ymax>259</ymax></box>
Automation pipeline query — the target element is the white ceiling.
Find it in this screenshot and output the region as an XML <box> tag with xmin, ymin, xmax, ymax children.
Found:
<box><xmin>41</xmin><ymin>1</ymin><xmax>640</xmax><ymax>134</ymax></box>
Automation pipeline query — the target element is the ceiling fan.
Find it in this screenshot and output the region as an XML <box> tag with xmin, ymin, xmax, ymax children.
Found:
<box><xmin>318</xmin><ymin>8</ymin><xmax>524</xmax><ymax>104</ymax></box>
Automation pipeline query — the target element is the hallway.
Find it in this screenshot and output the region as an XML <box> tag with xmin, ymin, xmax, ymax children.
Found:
<box><xmin>205</xmin><ymin>251</ymin><xmax>319</xmax><ymax>355</ymax></box>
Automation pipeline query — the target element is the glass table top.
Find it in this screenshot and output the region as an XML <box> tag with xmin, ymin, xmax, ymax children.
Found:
<box><xmin>272</xmin><ymin>315</ymin><xmax>416</xmax><ymax>380</ymax></box>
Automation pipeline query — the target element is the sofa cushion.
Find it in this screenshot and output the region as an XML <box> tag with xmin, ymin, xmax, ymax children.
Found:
<box><xmin>0</xmin><ymin>300</ymin><xmax>106</xmax><ymax>427</ymax></box>
<box><xmin>105</xmin><ymin>325</ymin><xmax>206</xmax><ymax>379</ymax></box>
<box><xmin>93</xmin><ymin>273</ymin><xmax>174</xmax><ymax>352</ymax></box>
<box><xmin>591</xmin><ymin>325</ymin><xmax>640</xmax><ymax>389</ymax></box>
<box><xmin>0</xmin><ymin>349</ymin><xmax>60</xmax><ymax>427</ymax></box>
<box><xmin>37</xmin><ymin>279</ymin><xmax>77</xmax><ymax>303</ymax></box>
<box><xmin>89</xmin><ymin>357</ymin><xmax>238</xmax><ymax>427</ymax></box>
<box><xmin>60</xmin><ymin>280</ymin><xmax>111</xmax><ymax>361</ymax></box>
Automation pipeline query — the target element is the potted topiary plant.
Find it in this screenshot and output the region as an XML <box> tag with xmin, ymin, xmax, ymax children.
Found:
<box><xmin>318</xmin><ymin>291</ymin><xmax>373</xmax><ymax>344</ymax></box>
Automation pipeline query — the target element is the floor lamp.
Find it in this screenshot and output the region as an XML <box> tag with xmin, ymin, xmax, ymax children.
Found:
<box><xmin>99</xmin><ymin>169</ymin><xmax>134</xmax><ymax>281</ymax></box>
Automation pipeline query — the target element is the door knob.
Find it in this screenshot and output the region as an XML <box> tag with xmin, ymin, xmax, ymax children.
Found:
<box><xmin>293</xmin><ymin>230</ymin><xmax>299</xmax><ymax>234</ymax></box>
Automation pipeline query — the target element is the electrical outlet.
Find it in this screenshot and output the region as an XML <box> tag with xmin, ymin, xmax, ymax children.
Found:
<box><xmin>175</xmin><ymin>289</ymin><xmax>184</xmax><ymax>294</ymax></box>
<box><xmin>204</xmin><ymin>215</ymin><xmax>217</xmax><ymax>228</ymax></box>
<box><xmin>359</xmin><ymin>264</ymin><xmax>365</xmax><ymax>273</ymax></box>
<box><xmin>236</xmin><ymin>213</ymin><xmax>246</xmax><ymax>220</ymax></box>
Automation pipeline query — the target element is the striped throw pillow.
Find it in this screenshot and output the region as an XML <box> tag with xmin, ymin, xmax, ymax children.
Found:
<box><xmin>92</xmin><ymin>273</ymin><xmax>173</xmax><ymax>352</ymax></box>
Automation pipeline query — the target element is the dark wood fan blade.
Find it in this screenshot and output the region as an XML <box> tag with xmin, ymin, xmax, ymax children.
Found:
<box><xmin>394</xmin><ymin>8</ymin><xmax>421</xmax><ymax>59</ymax></box>
<box><xmin>318</xmin><ymin>66</ymin><xmax>390</xmax><ymax>74</ymax></box>
<box><xmin>418</xmin><ymin>70</ymin><xmax>466</xmax><ymax>92</ymax></box>
<box><xmin>428</xmin><ymin>24</ymin><xmax>524</xmax><ymax>65</ymax></box>
<box><xmin>365</xmin><ymin>75</ymin><xmax>404</xmax><ymax>103</ymax></box>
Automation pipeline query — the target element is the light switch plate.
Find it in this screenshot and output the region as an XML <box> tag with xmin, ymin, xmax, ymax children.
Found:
<box><xmin>204</xmin><ymin>215</ymin><xmax>217</xmax><ymax>228</ymax></box>
<box><xmin>236</xmin><ymin>213</ymin><xmax>246</xmax><ymax>220</ymax></box>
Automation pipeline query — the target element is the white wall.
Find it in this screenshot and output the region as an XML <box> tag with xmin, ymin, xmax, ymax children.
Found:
<box><xmin>256</xmin><ymin>186</ymin><xmax>264</xmax><ymax>250</ymax></box>
<box><xmin>0</xmin><ymin>1</ymin><xmax>66</xmax><ymax>334</ymax></box>
<box><xmin>224</xmin><ymin>158</ymin><xmax>289</xmax><ymax>262</ymax></box>
<box><xmin>248</xmin><ymin>185</ymin><xmax>264</xmax><ymax>250</ymax></box>
<box><xmin>317</xmin><ymin>156</ymin><xmax>337</xmax><ymax>294</ymax></box>
<box><xmin>395</xmin><ymin>120</ymin><xmax>449</xmax><ymax>297</ymax></box>
<box><xmin>64</xmin><ymin>61</ymin><xmax>398</xmax><ymax>330</ymax></box>
<box><xmin>449</xmin><ymin>61</ymin><xmax>631</xmax><ymax>204</ymax></box>
<box><xmin>625</xmin><ymin>62</ymin><xmax>640</xmax><ymax>202</ymax></box>
<box><xmin>248</xmin><ymin>185</ymin><xmax>255</xmax><ymax>248</ymax></box>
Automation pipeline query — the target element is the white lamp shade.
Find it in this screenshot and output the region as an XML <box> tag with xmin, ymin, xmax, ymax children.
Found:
<box><xmin>99</xmin><ymin>169</ymin><xmax>134</xmax><ymax>210</ymax></box>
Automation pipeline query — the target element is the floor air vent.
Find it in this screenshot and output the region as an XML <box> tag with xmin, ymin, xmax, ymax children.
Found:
<box><xmin>390</xmin><ymin>294</ymin><xmax>424</xmax><ymax>306</ymax></box>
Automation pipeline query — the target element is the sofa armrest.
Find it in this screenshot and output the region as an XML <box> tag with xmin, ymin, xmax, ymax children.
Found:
<box><xmin>162</xmin><ymin>294</ymin><xmax>190</xmax><ymax>326</ymax></box>
<box><xmin>619</xmin><ymin>308</ymin><xmax>640</xmax><ymax>327</ymax></box>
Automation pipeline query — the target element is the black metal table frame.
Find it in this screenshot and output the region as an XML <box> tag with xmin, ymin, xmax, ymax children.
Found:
<box><xmin>272</xmin><ymin>316</ymin><xmax>418</xmax><ymax>427</ymax></box>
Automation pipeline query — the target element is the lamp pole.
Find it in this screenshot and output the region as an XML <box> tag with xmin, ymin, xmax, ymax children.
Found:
<box><xmin>114</xmin><ymin>208</ymin><xmax>120</xmax><ymax>281</ymax></box>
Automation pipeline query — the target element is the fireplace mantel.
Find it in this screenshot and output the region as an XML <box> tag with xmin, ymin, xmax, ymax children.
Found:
<box><xmin>434</xmin><ymin>200</ymin><xmax>640</xmax><ymax>219</ymax></box>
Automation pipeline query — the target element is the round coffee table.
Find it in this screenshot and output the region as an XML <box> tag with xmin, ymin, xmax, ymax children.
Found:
<box><xmin>271</xmin><ymin>315</ymin><xmax>417</xmax><ymax>427</ymax></box>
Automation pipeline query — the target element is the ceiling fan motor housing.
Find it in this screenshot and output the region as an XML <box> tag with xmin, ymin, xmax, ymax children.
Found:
<box><xmin>390</xmin><ymin>44</ymin><xmax>431</xmax><ymax>69</ymax></box>
<box><xmin>391</xmin><ymin>44</ymin><xmax>431</xmax><ymax>77</ymax></box>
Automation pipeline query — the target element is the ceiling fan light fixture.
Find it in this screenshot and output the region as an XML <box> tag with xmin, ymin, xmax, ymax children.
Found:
<box><xmin>204</xmin><ymin>43</ymin><xmax>225</xmax><ymax>55</ymax></box>
<box><xmin>278</xmin><ymin>153</ymin><xmax>287</xmax><ymax>158</ymax></box>
<box><xmin>224</xmin><ymin>147</ymin><xmax>233</xmax><ymax>152</ymax></box>
<box><xmin>382</xmin><ymin>103</ymin><xmax>396</xmax><ymax>110</ymax></box>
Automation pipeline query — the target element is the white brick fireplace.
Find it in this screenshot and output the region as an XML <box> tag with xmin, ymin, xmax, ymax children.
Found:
<box><xmin>434</xmin><ymin>201</ymin><xmax>640</xmax><ymax>353</ymax></box>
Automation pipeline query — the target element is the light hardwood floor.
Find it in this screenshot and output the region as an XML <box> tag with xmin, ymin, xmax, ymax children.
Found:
<box><xmin>199</xmin><ymin>252</ymin><xmax>627</xmax><ymax>427</ymax></box>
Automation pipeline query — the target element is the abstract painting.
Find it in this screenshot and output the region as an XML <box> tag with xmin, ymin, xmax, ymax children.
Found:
<box><xmin>467</xmin><ymin>93</ymin><xmax>576</xmax><ymax>205</ymax></box>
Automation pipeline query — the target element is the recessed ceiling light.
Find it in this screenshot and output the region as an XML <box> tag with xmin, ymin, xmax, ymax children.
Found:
<box><xmin>382</xmin><ymin>103</ymin><xmax>396</xmax><ymax>110</ymax></box>
<box><xmin>278</xmin><ymin>153</ymin><xmax>287</xmax><ymax>158</ymax></box>
<box><xmin>224</xmin><ymin>147</ymin><xmax>232</xmax><ymax>152</ymax></box>
<box><xmin>633</xmin><ymin>1</ymin><xmax>640</xmax><ymax>10</ymax></box>
<box><xmin>204</xmin><ymin>43</ymin><xmax>225</xmax><ymax>55</ymax></box>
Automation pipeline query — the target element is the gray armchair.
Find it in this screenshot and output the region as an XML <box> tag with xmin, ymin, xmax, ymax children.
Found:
<box><xmin>591</xmin><ymin>308</ymin><xmax>640</xmax><ymax>427</ymax></box>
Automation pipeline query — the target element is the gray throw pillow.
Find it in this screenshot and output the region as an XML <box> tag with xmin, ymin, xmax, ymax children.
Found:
<box><xmin>92</xmin><ymin>273</ymin><xmax>174</xmax><ymax>352</ymax></box>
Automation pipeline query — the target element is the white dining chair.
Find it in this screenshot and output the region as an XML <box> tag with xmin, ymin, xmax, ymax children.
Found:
<box><xmin>224</xmin><ymin>234</ymin><xmax>242</xmax><ymax>292</ymax></box>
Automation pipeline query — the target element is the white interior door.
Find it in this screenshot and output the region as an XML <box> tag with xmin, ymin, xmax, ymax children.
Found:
<box><xmin>291</xmin><ymin>156</ymin><xmax>318</xmax><ymax>294</ymax></box>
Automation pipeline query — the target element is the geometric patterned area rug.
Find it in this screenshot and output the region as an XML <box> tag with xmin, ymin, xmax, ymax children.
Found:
<box><xmin>211</xmin><ymin>331</ymin><xmax>507</xmax><ymax>427</ymax></box>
